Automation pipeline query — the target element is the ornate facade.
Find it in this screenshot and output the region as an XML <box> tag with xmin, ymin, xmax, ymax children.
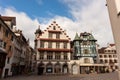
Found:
<box><xmin>69</xmin><ymin>32</ymin><xmax>108</xmax><ymax>74</ymax></box>
<box><xmin>35</xmin><ymin>21</ymin><xmax>71</xmax><ymax>75</ymax></box>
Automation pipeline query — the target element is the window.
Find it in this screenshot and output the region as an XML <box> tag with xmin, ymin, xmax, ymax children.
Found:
<box><xmin>108</xmin><ymin>50</ymin><xmax>110</xmax><ymax>52</ymax></box>
<box><xmin>115</xmin><ymin>66</ymin><xmax>118</xmax><ymax>69</ymax></box>
<box><xmin>84</xmin><ymin>49</ymin><xmax>89</xmax><ymax>54</ymax></box>
<box><xmin>40</xmin><ymin>41</ymin><xmax>44</xmax><ymax>48</ymax></box>
<box><xmin>63</xmin><ymin>53</ymin><xmax>67</xmax><ymax>60</ymax></box>
<box><xmin>53</xmin><ymin>26</ymin><xmax>56</xmax><ymax>30</ymax></box>
<box><xmin>56</xmin><ymin>42</ymin><xmax>60</xmax><ymax>48</ymax></box>
<box><xmin>109</xmin><ymin>55</ymin><xmax>112</xmax><ymax>58</ymax></box>
<box><xmin>48</xmin><ymin>42</ymin><xmax>52</xmax><ymax>48</ymax></box>
<box><xmin>63</xmin><ymin>42</ymin><xmax>67</xmax><ymax>49</ymax></box>
<box><xmin>39</xmin><ymin>52</ymin><xmax>44</xmax><ymax>60</ymax></box>
<box><xmin>114</xmin><ymin>59</ymin><xmax>117</xmax><ymax>63</ymax></box>
<box><xmin>113</xmin><ymin>55</ymin><xmax>117</xmax><ymax>58</ymax></box>
<box><xmin>56</xmin><ymin>33</ymin><xmax>60</xmax><ymax>39</ymax></box>
<box><xmin>104</xmin><ymin>55</ymin><xmax>107</xmax><ymax>58</ymax></box>
<box><xmin>49</xmin><ymin>33</ymin><xmax>53</xmax><ymax>38</ymax></box>
<box><xmin>100</xmin><ymin>59</ymin><xmax>103</xmax><ymax>63</ymax></box>
<box><xmin>109</xmin><ymin>60</ymin><xmax>113</xmax><ymax>63</ymax></box>
<box><xmin>83</xmin><ymin>41</ymin><xmax>87</xmax><ymax>45</ymax></box>
<box><xmin>84</xmin><ymin>58</ymin><xmax>90</xmax><ymax>63</ymax></box>
<box><xmin>55</xmin><ymin>52</ymin><xmax>61</xmax><ymax>60</ymax></box>
<box><xmin>47</xmin><ymin>52</ymin><xmax>53</xmax><ymax>60</ymax></box>
<box><xmin>105</xmin><ymin>60</ymin><xmax>108</xmax><ymax>63</ymax></box>
<box><xmin>5</xmin><ymin>30</ymin><xmax>9</xmax><ymax>37</ymax></box>
<box><xmin>99</xmin><ymin>55</ymin><xmax>102</xmax><ymax>58</ymax></box>
<box><xmin>4</xmin><ymin>42</ymin><xmax>6</xmax><ymax>49</ymax></box>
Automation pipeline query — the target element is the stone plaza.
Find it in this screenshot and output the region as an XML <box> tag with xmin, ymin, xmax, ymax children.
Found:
<box><xmin>1</xmin><ymin>72</ymin><xmax>119</xmax><ymax>80</ymax></box>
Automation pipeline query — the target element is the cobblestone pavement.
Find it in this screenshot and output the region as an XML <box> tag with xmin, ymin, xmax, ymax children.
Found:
<box><xmin>1</xmin><ymin>72</ymin><xmax>119</xmax><ymax>80</ymax></box>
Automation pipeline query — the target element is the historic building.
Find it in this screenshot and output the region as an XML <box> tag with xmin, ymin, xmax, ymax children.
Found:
<box><xmin>0</xmin><ymin>16</ymin><xmax>8</xmax><ymax>78</ymax></box>
<box><xmin>0</xmin><ymin>16</ymin><xmax>16</xmax><ymax>78</ymax></box>
<box><xmin>98</xmin><ymin>44</ymin><xmax>118</xmax><ymax>72</ymax></box>
<box><xmin>35</xmin><ymin>21</ymin><xmax>71</xmax><ymax>75</ymax></box>
<box><xmin>69</xmin><ymin>32</ymin><xmax>108</xmax><ymax>74</ymax></box>
<box><xmin>0</xmin><ymin>16</ymin><xmax>34</xmax><ymax>78</ymax></box>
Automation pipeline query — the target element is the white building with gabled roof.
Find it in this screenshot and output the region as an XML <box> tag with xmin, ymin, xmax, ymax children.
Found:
<box><xmin>34</xmin><ymin>21</ymin><xmax>71</xmax><ymax>75</ymax></box>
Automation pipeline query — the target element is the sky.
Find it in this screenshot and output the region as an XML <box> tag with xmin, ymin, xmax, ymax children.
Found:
<box><xmin>0</xmin><ymin>0</ymin><xmax>114</xmax><ymax>48</ymax></box>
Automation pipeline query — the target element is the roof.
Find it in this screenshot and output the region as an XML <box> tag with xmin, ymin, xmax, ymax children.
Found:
<box><xmin>98</xmin><ymin>47</ymin><xmax>106</xmax><ymax>53</ymax></box>
<box><xmin>74</xmin><ymin>33</ymin><xmax>80</xmax><ymax>40</ymax></box>
<box><xmin>1</xmin><ymin>16</ymin><xmax>16</xmax><ymax>25</ymax></box>
<box><xmin>110</xmin><ymin>44</ymin><xmax>115</xmax><ymax>47</ymax></box>
<box><xmin>80</xmin><ymin>32</ymin><xmax>97</xmax><ymax>41</ymax></box>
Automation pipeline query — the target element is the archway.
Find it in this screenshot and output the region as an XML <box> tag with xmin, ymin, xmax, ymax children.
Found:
<box><xmin>38</xmin><ymin>62</ymin><xmax>44</xmax><ymax>75</ymax></box>
<box><xmin>54</xmin><ymin>63</ymin><xmax>61</xmax><ymax>73</ymax></box>
<box><xmin>63</xmin><ymin>63</ymin><xmax>68</xmax><ymax>74</ymax></box>
<box><xmin>72</xmin><ymin>64</ymin><xmax>79</xmax><ymax>74</ymax></box>
<box><xmin>46</xmin><ymin>63</ymin><xmax>53</xmax><ymax>73</ymax></box>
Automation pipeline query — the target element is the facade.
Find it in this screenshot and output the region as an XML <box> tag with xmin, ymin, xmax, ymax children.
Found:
<box><xmin>0</xmin><ymin>16</ymin><xmax>8</xmax><ymax>78</ymax></box>
<box><xmin>106</xmin><ymin>0</ymin><xmax>120</xmax><ymax>72</ymax></box>
<box><xmin>69</xmin><ymin>32</ymin><xmax>108</xmax><ymax>74</ymax></box>
<box><xmin>98</xmin><ymin>44</ymin><xmax>118</xmax><ymax>72</ymax></box>
<box><xmin>35</xmin><ymin>23</ymin><xmax>109</xmax><ymax>75</ymax></box>
<box><xmin>35</xmin><ymin>21</ymin><xmax>71</xmax><ymax>75</ymax></box>
<box><xmin>0</xmin><ymin>16</ymin><xmax>16</xmax><ymax>78</ymax></box>
<box><xmin>0</xmin><ymin>16</ymin><xmax>34</xmax><ymax>78</ymax></box>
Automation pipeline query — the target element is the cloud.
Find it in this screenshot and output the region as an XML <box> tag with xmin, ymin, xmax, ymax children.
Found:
<box><xmin>40</xmin><ymin>0</ymin><xmax>114</xmax><ymax>47</ymax></box>
<box><xmin>0</xmin><ymin>7</ymin><xmax>40</xmax><ymax>48</ymax></box>
<box><xmin>64</xmin><ymin>0</ymin><xmax>114</xmax><ymax>47</ymax></box>
<box><xmin>0</xmin><ymin>0</ymin><xmax>114</xmax><ymax>48</ymax></box>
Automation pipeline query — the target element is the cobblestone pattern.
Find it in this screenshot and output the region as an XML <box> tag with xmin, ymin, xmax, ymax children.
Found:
<box><xmin>1</xmin><ymin>72</ymin><xmax>119</xmax><ymax>80</ymax></box>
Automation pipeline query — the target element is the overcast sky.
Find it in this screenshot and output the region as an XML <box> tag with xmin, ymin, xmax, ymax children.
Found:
<box><xmin>0</xmin><ymin>0</ymin><xmax>114</xmax><ymax>48</ymax></box>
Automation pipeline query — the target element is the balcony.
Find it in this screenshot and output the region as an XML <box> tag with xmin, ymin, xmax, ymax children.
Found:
<box><xmin>39</xmin><ymin>38</ymin><xmax>69</xmax><ymax>42</ymax></box>
<box><xmin>38</xmin><ymin>48</ymin><xmax>70</xmax><ymax>52</ymax></box>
